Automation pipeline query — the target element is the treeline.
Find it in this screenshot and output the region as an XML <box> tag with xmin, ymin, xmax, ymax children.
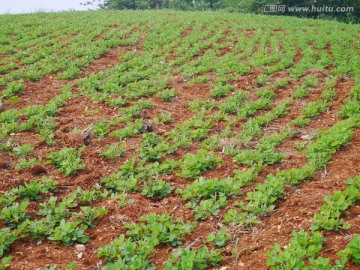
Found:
<box><xmin>84</xmin><ymin>0</ymin><xmax>359</xmax><ymax>23</ymax></box>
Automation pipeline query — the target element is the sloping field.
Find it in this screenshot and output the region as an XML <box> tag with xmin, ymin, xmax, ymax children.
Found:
<box><xmin>0</xmin><ymin>10</ymin><xmax>359</xmax><ymax>269</ymax></box>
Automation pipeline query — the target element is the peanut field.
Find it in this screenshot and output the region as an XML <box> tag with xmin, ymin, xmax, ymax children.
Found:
<box><xmin>0</xmin><ymin>10</ymin><xmax>359</xmax><ymax>269</ymax></box>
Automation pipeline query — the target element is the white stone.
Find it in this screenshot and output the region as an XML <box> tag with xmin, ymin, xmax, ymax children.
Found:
<box><xmin>300</xmin><ymin>134</ymin><xmax>311</xmax><ymax>140</ymax></box>
<box><xmin>76</xmin><ymin>244</ymin><xmax>86</xmax><ymax>252</ymax></box>
<box><xmin>77</xmin><ymin>252</ymin><xmax>83</xmax><ymax>259</ymax></box>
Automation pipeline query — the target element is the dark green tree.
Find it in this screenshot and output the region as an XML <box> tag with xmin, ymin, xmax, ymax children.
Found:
<box><xmin>82</xmin><ymin>0</ymin><xmax>359</xmax><ymax>23</ymax></box>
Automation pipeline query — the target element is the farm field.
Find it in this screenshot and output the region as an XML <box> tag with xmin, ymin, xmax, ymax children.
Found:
<box><xmin>0</xmin><ymin>10</ymin><xmax>360</xmax><ymax>269</ymax></box>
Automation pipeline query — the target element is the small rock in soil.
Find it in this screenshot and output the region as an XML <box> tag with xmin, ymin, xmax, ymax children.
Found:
<box><xmin>29</xmin><ymin>164</ymin><xmax>48</xmax><ymax>175</ymax></box>
<box><xmin>81</xmin><ymin>128</ymin><xmax>93</xmax><ymax>145</ymax></box>
<box><xmin>140</xmin><ymin>121</ymin><xmax>153</xmax><ymax>133</ymax></box>
<box><xmin>77</xmin><ymin>252</ymin><xmax>83</xmax><ymax>259</ymax></box>
<box><xmin>284</xmin><ymin>184</ymin><xmax>292</xmax><ymax>193</ymax></box>
<box><xmin>76</xmin><ymin>244</ymin><xmax>86</xmax><ymax>252</ymax></box>
<box><xmin>0</xmin><ymin>156</ymin><xmax>10</xmax><ymax>169</ymax></box>
<box><xmin>300</xmin><ymin>134</ymin><xmax>311</xmax><ymax>140</ymax></box>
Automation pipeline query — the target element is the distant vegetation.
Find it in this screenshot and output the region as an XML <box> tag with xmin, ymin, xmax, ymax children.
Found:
<box><xmin>84</xmin><ymin>0</ymin><xmax>359</xmax><ymax>23</ymax></box>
